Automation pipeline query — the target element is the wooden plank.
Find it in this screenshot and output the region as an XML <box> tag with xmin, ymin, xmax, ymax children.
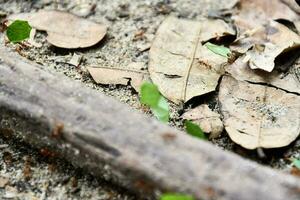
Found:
<box><xmin>0</xmin><ymin>47</ymin><xmax>300</xmax><ymax>200</ymax></box>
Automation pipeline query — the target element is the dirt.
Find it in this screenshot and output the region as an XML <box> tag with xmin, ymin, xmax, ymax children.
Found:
<box><xmin>0</xmin><ymin>0</ymin><xmax>300</xmax><ymax>199</ymax></box>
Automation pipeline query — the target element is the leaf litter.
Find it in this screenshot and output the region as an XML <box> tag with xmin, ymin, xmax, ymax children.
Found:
<box><xmin>2</xmin><ymin>0</ymin><xmax>300</xmax><ymax>161</ymax></box>
<box><xmin>8</xmin><ymin>10</ymin><xmax>107</xmax><ymax>49</ymax></box>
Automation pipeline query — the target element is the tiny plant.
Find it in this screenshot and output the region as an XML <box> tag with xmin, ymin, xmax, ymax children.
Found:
<box><xmin>6</xmin><ymin>20</ymin><xmax>32</xmax><ymax>43</ymax></box>
<box><xmin>160</xmin><ymin>193</ymin><xmax>195</xmax><ymax>200</ymax></box>
<box><xmin>205</xmin><ymin>42</ymin><xmax>231</xmax><ymax>58</ymax></box>
<box><xmin>184</xmin><ymin>120</ymin><xmax>207</xmax><ymax>140</ymax></box>
<box><xmin>140</xmin><ymin>82</ymin><xmax>169</xmax><ymax>123</ymax></box>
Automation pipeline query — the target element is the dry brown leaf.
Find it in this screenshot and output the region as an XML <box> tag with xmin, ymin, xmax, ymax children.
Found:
<box><xmin>87</xmin><ymin>62</ymin><xmax>149</xmax><ymax>92</ymax></box>
<box><xmin>231</xmin><ymin>0</ymin><xmax>299</xmax><ymax>54</ymax></box>
<box><xmin>233</xmin><ymin>0</ymin><xmax>299</xmax><ymax>32</ymax></box>
<box><xmin>247</xmin><ymin>21</ymin><xmax>300</xmax><ymax>72</ymax></box>
<box><xmin>183</xmin><ymin>104</ymin><xmax>224</xmax><ymax>139</ymax></box>
<box><xmin>232</xmin><ymin>19</ymin><xmax>300</xmax><ymax>72</ymax></box>
<box><xmin>149</xmin><ymin>17</ymin><xmax>235</xmax><ymax>104</ymax></box>
<box><xmin>226</xmin><ymin>56</ymin><xmax>300</xmax><ymax>94</ymax></box>
<box><xmin>219</xmin><ymin>76</ymin><xmax>300</xmax><ymax>149</ymax></box>
<box><xmin>9</xmin><ymin>10</ymin><xmax>107</xmax><ymax>49</ymax></box>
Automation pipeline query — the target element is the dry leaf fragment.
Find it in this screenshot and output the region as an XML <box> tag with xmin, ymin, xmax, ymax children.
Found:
<box><xmin>226</xmin><ymin>56</ymin><xmax>300</xmax><ymax>94</ymax></box>
<box><xmin>183</xmin><ymin>105</ymin><xmax>224</xmax><ymax>139</ymax></box>
<box><xmin>149</xmin><ymin>17</ymin><xmax>235</xmax><ymax>104</ymax></box>
<box><xmin>9</xmin><ymin>10</ymin><xmax>107</xmax><ymax>49</ymax></box>
<box><xmin>219</xmin><ymin>76</ymin><xmax>300</xmax><ymax>149</ymax></box>
<box><xmin>87</xmin><ymin>62</ymin><xmax>148</xmax><ymax>92</ymax></box>
<box><xmin>68</xmin><ymin>53</ymin><xmax>82</xmax><ymax>67</ymax></box>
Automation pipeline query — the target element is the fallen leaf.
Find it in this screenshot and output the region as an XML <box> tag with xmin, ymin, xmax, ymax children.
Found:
<box><xmin>140</xmin><ymin>82</ymin><xmax>169</xmax><ymax>123</ymax></box>
<box><xmin>231</xmin><ymin>0</ymin><xmax>300</xmax><ymax>54</ymax></box>
<box><xmin>247</xmin><ymin>21</ymin><xmax>300</xmax><ymax>72</ymax></box>
<box><xmin>183</xmin><ymin>105</ymin><xmax>223</xmax><ymax>139</ymax></box>
<box><xmin>232</xmin><ymin>20</ymin><xmax>300</xmax><ymax>72</ymax></box>
<box><xmin>149</xmin><ymin>17</ymin><xmax>235</xmax><ymax>104</ymax></box>
<box><xmin>6</xmin><ymin>20</ymin><xmax>32</xmax><ymax>43</ymax></box>
<box><xmin>225</xmin><ymin>56</ymin><xmax>300</xmax><ymax>95</ymax></box>
<box><xmin>233</xmin><ymin>0</ymin><xmax>299</xmax><ymax>32</ymax></box>
<box><xmin>87</xmin><ymin>62</ymin><xmax>148</xmax><ymax>92</ymax></box>
<box><xmin>219</xmin><ymin>76</ymin><xmax>300</xmax><ymax>149</ymax></box>
<box><xmin>185</xmin><ymin>120</ymin><xmax>207</xmax><ymax>139</ymax></box>
<box><xmin>9</xmin><ymin>10</ymin><xmax>107</xmax><ymax>49</ymax></box>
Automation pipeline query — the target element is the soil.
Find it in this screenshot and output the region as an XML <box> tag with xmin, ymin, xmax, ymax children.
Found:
<box><xmin>0</xmin><ymin>0</ymin><xmax>300</xmax><ymax>199</ymax></box>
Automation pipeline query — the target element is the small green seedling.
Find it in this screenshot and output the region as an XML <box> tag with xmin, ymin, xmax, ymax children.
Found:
<box><xmin>160</xmin><ymin>193</ymin><xmax>195</xmax><ymax>200</ymax></box>
<box><xmin>184</xmin><ymin>120</ymin><xmax>207</xmax><ymax>140</ymax></box>
<box><xmin>140</xmin><ymin>82</ymin><xmax>169</xmax><ymax>123</ymax></box>
<box><xmin>205</xmin><ymin>42</ymin><xmax>231</xmax><ymax>58</ymax></box>
<box><xmin>6</xmin><ymin>20</ymin><xmax>32</xmax><ymax>43</ymax></box>
<box><xmin>292</xmin><ymin>159</ymin><xmax>300</xmax><ymax>169</ymax></box>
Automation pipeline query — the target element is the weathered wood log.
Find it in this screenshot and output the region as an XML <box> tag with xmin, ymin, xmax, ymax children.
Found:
<box><xmin>0</xmin><ymin>47</ymin><xmax>300</xmax><ymax>200</ymax></box>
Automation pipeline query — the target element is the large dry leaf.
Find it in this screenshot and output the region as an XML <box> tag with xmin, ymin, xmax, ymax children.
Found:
<box><xmin>149</xmin><ymin>17</ymin><xmax>235</xmax><ymax>104</ymax></box>
<box><xmin>9</xmin><ymin>10</ymin><xmax>107</xmax><ymax>49</ymax></box>
<box><xmin>182</xmin><ymin>104</ymin><xmax>224</xmax><ymax>139</ymax></box>
<box><xmin>226</xmin><ymin>56</ymin><xmax>300</xmax><ymax>95</ymax></box>
<box><xmin>87</xmin><ymin>62</ymin><xmax>149</xmax><ymax>92</ymax></box>
<box><xmin>219</xmin><ymin>76</ymin><xmax>300</xmax><ymax>149</ymax></box>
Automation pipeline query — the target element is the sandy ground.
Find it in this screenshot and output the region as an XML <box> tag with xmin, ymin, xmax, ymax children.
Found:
<box><xmin>0</xmin><ymin>0</ymin><xmax>300</xmax><ymax>199</ymax></box>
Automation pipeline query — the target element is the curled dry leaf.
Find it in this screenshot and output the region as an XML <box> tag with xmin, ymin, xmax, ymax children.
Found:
<box><xmin>246</xmin><ymin>21</ymin><xmax>300</xmax><ymax>72</ymax></box>
<box><xmin>9</xmin><ymin>10</ymin><xmax>107</xmax><ymax>49</ymax></box>
<box><xmin>226</xmin><ymin>56</ymin><xmax>300</xmax><ymax>95</ymax></box>
<box><xmin>182</xmin><ymin>104</ymin><xmax>224</xmax><ymax>139</ymax></box>
<box><xmin>149</xmin><ymin>17</ymin><xmax>235</xmax><ymax>104</ymax></box>
<box><xmin>87</xmin><ymin>62</ymin><xmax>149</xmax><ymax>92</ymax></box>
<box><xmin>219</xmin><ymin>76</ymin><xmax>300</xmax><ymax>149</ymax></box>
<box><xmin>231</xmin><ymin>0</ymin><xmax>299</xmax><ymax>54</ymax></box>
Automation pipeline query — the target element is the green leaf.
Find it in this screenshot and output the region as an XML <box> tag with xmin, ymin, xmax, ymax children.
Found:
<box><xmin>184</xmin><ymin>120</ymin><xmax>207</xmax><ymax>139</ymax></box>
<box><xmin>205</xmin><ymin>42</ymin><xmax>231</xmax><ymax>58</ymax></box>
<box><xmin>140</xmin><ymin>82</ymin><xmax>170</xmax><ymax>123</ymax></box>
<box><xmin>6</xmin><ymin>20</ymin><xmax>32</xmax><ymax>43</ymax></box>
<box><xmin>293</xmin><ymin>159</ymin><xmax>300</xmax><ymax>169</ymax></box>
<box><xmin>160</xmin><ymin>194</ymin><xmax>195</xmax><ymax>200</ymax></box>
